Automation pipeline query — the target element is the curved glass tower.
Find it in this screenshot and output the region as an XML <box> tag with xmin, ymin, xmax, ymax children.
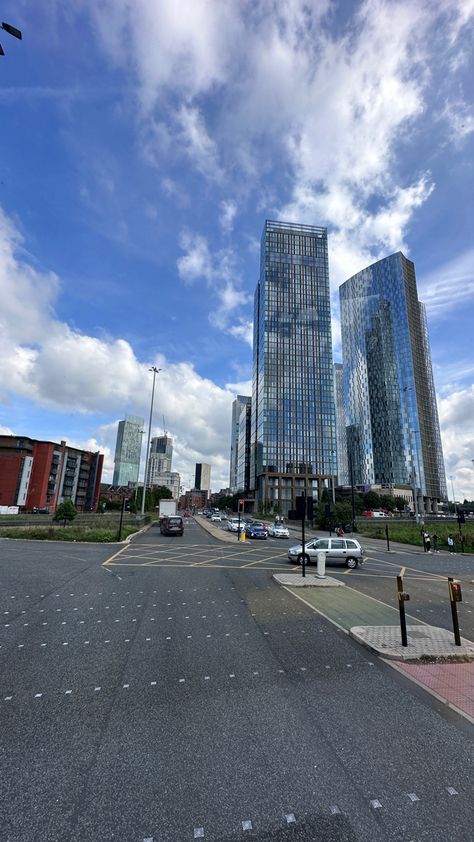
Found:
<box><xmin>339</xmin><ymin>252</ymin><xmax>446</xmax><ymax>512</ymax></box>
<box><xmin>250</xmin><ymin>220</ymin><xmax>337</xmax><ymax>514</ymax></box>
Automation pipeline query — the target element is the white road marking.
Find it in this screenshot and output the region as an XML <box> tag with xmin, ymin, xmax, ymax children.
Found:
<box><xmin>193</xmin><ymin>829</ymin><xmax>204</xmax><ymax>839</ymax></box>
<box><xmin>330</xmin><ymin>805</ymin><xmax>341</xmax><ymax>814</ymax></box>
<box><xmin>370</xmin><ymin>799</ymin><xmax>382</xmax><ymax>809</ymax></box>
<box><xmin>285</xmin><ymin>813</ymin><xmax>296</xmax><ymax>824</ymax></box>
<box><xmin>34</xmin><ymin>693</ymin><xmax>42</xmax><ymax>698</ymax></box>
<box><xmin>447</xmin><ymin>787</ymin><xmax>458</xmax><ymax>795</ymax></box>
<box><xmin>242</xmin><ymin>819</ymin><xmax>253</xmax><ymax>830</ymax></box>
<box><xmin>407</xmin><ymin>793</ymin><xmax>420</xmax><ymax>802</ymax></box>
<box><xmin>94</xmin><ymin>687</ymin><xmax>101</xmax><ymax>691</ymax></box>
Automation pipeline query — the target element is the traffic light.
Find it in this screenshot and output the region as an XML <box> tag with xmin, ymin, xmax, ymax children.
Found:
<box><xmin>295</xmin><ymin>495</ymin><xmax>306</xmax><ymax>519</ymax></box>
<box><xmin>449</xmin><ymin>580</ymin><xmax>462</xmax><ymax>603</ymax></box>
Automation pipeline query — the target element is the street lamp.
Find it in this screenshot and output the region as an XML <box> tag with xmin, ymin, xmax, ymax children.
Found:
<box><xmin>140</xmin><ymin>366</ymin><xmax>161</xmax><ymax>517</ymax></box>
<box><xmin>0</xmin><ymin>21</ymin><xmax>22</xmax><ymax>56</ymax></box>
<box><xmin>450</xmin><ymin>475</ymin><xmax>457</xmax><ymax>517</ymax></box>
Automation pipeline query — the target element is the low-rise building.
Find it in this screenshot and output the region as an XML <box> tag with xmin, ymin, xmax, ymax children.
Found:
<box><xmin>0</xmin><ymin>435</ymin><xmax>103</xmax><ymax>512</ymax></box>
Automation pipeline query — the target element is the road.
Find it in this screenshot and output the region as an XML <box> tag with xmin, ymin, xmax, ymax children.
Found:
<box><xmin>0</xmin><ymin>520</ymin><xmax>473</xmax><ymax>841</ymax></box>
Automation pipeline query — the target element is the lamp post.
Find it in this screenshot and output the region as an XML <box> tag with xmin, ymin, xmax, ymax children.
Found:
<box><xmin>0</xmin><ymin>21</ymin><xmax>22</xmax><ymax>56</ymax></box>
<box><xmin>450</xmin><ymin>475</ymin><xmax>457</xmax><ymax>517</ymax></box>
<box><xmin>140</xmin><ymin>366</ymin><xmax>161</xmax><ymax>517</ymax></box>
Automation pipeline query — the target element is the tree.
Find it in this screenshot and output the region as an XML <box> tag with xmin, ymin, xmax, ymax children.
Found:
<box><xmin>393</xmin><ymin>495</ymin><xmax>407</xmax><ymax>511</ymax></box>
<box><xmin>53</xmin><ymin>500</ymin><xmax>77</xmax><ymax>526</ymax></box>
<box><xmin>363</xmin><ymin>490</ymin><xmax>381</xmax><ymax>510</ymax></box>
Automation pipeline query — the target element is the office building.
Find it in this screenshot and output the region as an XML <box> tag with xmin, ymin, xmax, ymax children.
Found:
<box><xmin>229</xmin><ymin>395</ymin><xmax>251</xmax><ymax>492</ymax></box>
<box><xmin>339</xmin><ymin>251</ymin><xmax>447</xmax><ymax>513</ymax></box>
<box><xmin>147</xmin><ymin>435</ymin><xmax>173</xmax><ymax>486</ymax></box>
<box><xmin>250</xmin><ymin>220</ymin><xmax>337</xmax><ymax>513</ymax></box>
<box><xmin>151</xmin><ymin>471</ymin><xmax>180</xmax><ymax>499</ymax></box>
<box><xmin>236</xmin><ymin>399</ymin><xmax>252</xmax><ymax>493</ymax></box>
<box><xmin>112</xmin><ymin>414</ymin><xmax>143</xmax><ymax>487</ymax></box>
<box><xmin>194</xmin><ymin>463</ymin><xmax>211</xmax><ymax>494</ymax></box>
<box><xmin>0</xmin><ymin>435</ymin><xmax>103</xmax><ymax>512</ymax></box>
<box><xmin>334</xmin><ymin>363</ymin><xmax>349</xmax><ymax>485</ymax></box>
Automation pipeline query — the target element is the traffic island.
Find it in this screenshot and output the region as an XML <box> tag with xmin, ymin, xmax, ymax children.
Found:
<box><xmin>350</xmin><ymin>624</ymin><xmax>474</xmax><ymax>662</ymax></box>
<box><xmin>273</xmin><ymin>572</ymin><xmax>344</xmax><ymax>588</ymax></box>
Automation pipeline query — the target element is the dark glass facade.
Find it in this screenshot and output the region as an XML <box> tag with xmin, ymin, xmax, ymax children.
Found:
<box><xmin>250</xmin><ymin>220</ymin><xmax>337</xmax><ymax>513</ymax></box>
<box><xmin>340</xmin><ymin>252</ymin><xmax>447</xmax><ymax>511</ymax></box>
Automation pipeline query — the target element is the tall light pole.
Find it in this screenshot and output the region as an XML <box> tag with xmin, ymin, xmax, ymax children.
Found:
<box><xmin>140</xmin><ymin>366</ymin><xmax>161</xmax><ymax>517</ymax></box>
<box><xmin>450</xmin><ymin>475</ymin><xmax>457</xmax><ymax>516</ymax></box>
<box><xmin>0</xmin><ymin>21</ymin><xmax>22</xmax><ymax>56</ymax></box>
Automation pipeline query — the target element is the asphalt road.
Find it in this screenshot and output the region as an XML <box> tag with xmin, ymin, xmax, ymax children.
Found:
<box><xmin>1</xmin><ymin>522</ymin><xmax>473</xmax><ymax>841</ymax></box>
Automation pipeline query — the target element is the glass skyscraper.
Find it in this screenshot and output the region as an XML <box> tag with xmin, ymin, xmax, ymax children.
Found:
<box><xmin>339</xmin><ymin>251</ymin><xmax>446</xmax><ymax>512</ymax></box>
<box><xmin>112</xmin><ymin>414</ymin><xmax>144</xmax><ymax>486</ymax></box>
<box><xmin>250</xmin><ymin>220</ymin><xmax>337</xmax><ymax>513</ymax></box>
<box><xmin>229</xmin><ymin>395</ymin><xmax>251</xmax><ymax>492</ymax></box>
<box><xmin>334</xmin><ymin>362</ymin><xmax>349</xmax><ymax>485</ymax></box>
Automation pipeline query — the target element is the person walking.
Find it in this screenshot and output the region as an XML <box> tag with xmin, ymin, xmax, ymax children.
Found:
<box><xmin>447</xmin><ymin>534</ymin><xmax>455</xmax><ymax>554</ymax></box>
<box><xmin>424</xmin><ymin>532</ymin><xmax>431</xmax><ymax>553</ymax></box>
<box><xmin>432</xmin><ymin>533</ymin><xmax>439</xmax><ymax>553</ymax></box>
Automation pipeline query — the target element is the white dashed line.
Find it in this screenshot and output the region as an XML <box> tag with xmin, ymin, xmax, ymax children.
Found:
<box><xmin>242</xmin><ymin>819</ymin><xmax>253</xmax><ymax>831</ymax></box>
<box><xmin>407</xmin><ymin>793</ymin><xmax>420</xmax><ymax>802</ymax></box>
<box><xmin>446</xmin><ymin>787</ymin><xmax>458</xmax><ymax>796</ymax></box>
<box><xmin>193</xmin><ymin>829</ymin><xmax>204</xmax><ymax>839</ymax></box>
<box><xmin>285</xmin><ymin>813</ymin><xmax>296</xmax><ymax>824</ymax></box>
<box><xmin>370</xmin><ymin>799</ymin><xmax>382</xmax><ymax>809</ymax></box>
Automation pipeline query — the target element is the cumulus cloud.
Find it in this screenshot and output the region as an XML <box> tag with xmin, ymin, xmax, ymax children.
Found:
<box><xmin>0</xmin><ymin>208</ymin><xmax>241</xmax><ymax>489</ymax></box>
<box><xmin>177</xmin><ymin>230</ymin><xmax>252</xmax><ymax>336</ymax></box>
<box><xmin>438</xmin><ymin>386</ymin><xmax>474</xmax><ymax>501</ymax></box>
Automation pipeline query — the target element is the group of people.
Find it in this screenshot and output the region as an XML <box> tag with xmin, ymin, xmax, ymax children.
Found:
<box><xmin>422</xmin><ymin>530</ymin><xmax>456</xmax><ymax>553</ymax></box>
<box><xmin>274</xmin><ymin>515</ymin><xmax>285</xmax><ymax>525</ymax></box>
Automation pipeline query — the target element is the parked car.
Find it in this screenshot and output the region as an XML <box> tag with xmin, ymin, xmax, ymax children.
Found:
<box><xmin>160</xmin><ymin>515</ymin><xmax>184</xmax><ymax>536</ymax></box>
<box><xmin>288</xmin><ymin>537</ymin><xmax>365</xmax><ymax>568</ymax></box>
<box><xmin>245</xmin><ymin>524</ymin><xmax>268</xmax><ymax>540</ymax></box>
<box><xmin>268</xmin><ymin>524</ymin><xmax>290</xmax><ymax>538</ymax></box>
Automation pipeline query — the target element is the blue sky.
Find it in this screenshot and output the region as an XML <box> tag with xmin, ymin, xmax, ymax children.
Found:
<box><xmin>1</xmin><ymin>0</ymin><xmax>473</xmax><ymax>497</ymax></box>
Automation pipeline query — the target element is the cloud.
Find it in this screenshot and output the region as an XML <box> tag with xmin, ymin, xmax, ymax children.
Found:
<box><xmin>219</xmin><ymin>199</ymin><xmax>237</xmax><ymax>234</ymax></box>
<box><xmin>0</xmin><ymin>207</ymin><xmax>240</xmax><ymax>490</ymax></box>
<box><xmin>438</xmin><ymin>385</ymin><xmax>474</xmax><ymax>501</ymax></box>
<box><xmin>177</xmin><ymin>230</ymin><xmax>252</xmax><ymax>336</ymax></box>
<box><xmin>176</xmin><ymin>105</ymin><xmax>223</xmax><ymax>182</ymax></box>
<box><xmin>418</xmin><ymin>248</ymin><xmax>474</xmax><ymax>317</ymax></box>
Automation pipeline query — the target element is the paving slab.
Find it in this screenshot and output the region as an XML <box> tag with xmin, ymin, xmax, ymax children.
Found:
<box><xmin>350</xmin><ymin>623</ymin><xmax>474</xmax><ymax>661</ymax></box>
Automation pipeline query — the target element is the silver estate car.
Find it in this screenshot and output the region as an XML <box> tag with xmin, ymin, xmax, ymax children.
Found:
<box><xmin>288</xmin><ymin>537</ymin><xmax>365</xmax><ymax>568</ymax></box>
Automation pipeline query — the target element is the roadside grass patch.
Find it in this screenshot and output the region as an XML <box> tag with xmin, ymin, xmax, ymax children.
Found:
<box><xmin>356</xmin><ymin>521</ymin><xmax>474</xmax><ymax>553</ymax></box>
<box><xmin>0</xmin><ymin>525</ymin><xmax>139</xmax><ymax>542</ymax></box>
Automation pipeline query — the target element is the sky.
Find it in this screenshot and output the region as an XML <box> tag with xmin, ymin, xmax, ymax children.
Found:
<box><xmin>0</xmin><ymin>0</ymin><xmax>473</xmax><ymax>499</ymax></box>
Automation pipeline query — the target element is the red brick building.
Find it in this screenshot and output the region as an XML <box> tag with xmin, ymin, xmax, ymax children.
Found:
<box><xmin>0</xmin><ymin>436</ymin><xmax>103</xmax><ymax>512</ymax></box>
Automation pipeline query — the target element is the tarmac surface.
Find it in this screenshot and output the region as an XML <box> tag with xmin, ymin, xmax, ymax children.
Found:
<box><xmin>200</xmin><ymin>516</ymin><xmax>474</xmax><ymax>724</ymax></box>
<box><xmin>1</xmin><ymin>519</ymin><xmax>473</xmax><ymax>841</ymax></box>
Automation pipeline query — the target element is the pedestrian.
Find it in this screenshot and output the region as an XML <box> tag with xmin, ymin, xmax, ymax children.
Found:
<box><xmin>424</xmin><ymin>532</ymin><xmax>431</xmax><ymax>553</ymax></box>
<box><xmin>422</xmin><ymin>530</ymin><xmax>428</xmax><ymax>552</ymax></box>
<box><xmin>337</xmin><ymin>526</ymin><xmax>344</xmax><ymax>537</ymax></box>
<box><xmin>447</xmin><ymin>534</ymin><xmax>455</xmax><ymax>554</ymax></box>
<box><xmin>432</xmin><ymin>533</ymin><xmax>439</xmax><ymax>552</ymax></box>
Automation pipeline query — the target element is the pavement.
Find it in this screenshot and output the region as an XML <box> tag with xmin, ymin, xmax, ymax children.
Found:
<box><xmin>197</xmin><ymin>516</ymin><xmax>474</xmax><ymax>724</ymax></box>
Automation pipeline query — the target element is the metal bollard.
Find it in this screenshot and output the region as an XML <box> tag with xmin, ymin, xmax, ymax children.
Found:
<box><xmin>316</xmin><ymin>550</ymin><xmax>326</xmax><ymax>579</ymax></box>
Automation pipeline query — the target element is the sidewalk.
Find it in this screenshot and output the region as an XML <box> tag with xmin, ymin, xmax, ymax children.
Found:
<box><xmin>274</xmin><ymin>572</ymin><xmax>474</xmax><ymax>724</ymax></box>
<box><xmin>195</xmin><ymin>515</ymin><xmax>474</xmax><ymax>723</ymax></box>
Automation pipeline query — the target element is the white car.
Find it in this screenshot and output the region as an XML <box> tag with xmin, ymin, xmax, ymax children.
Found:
<box><xmin>227</xmin><ymin>518</ymin><xmax>243</xmax><ymax>532</ymax></box>
<box><xmin>210</xmin><ymin>514</ymin><xmax>222</xmax><ymax>522</ymax></box>
<box><xmin>268</xmin><ymin>524</ymin><xmax>290</xmax><ymax>538</ymax></box>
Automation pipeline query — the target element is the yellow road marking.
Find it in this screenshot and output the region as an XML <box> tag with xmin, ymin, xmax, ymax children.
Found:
<box><xmin>364</xmin><ymin>555</ymin><xmax>447</xmax><ymax>580</ymax></box>
<box><xmin>102</xmin><ymin>545</ymin><xmax>128</xmax><ymax>566</ymax></box>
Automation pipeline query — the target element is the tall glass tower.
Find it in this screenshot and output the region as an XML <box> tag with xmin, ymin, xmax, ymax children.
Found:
<box><xmin>229</xmin><ymin>395</ymin><xmax>251</xmax><ymax>492</ymax></box>
<box><xmin>250</xmin><ymin>220</ymin><xmax>337</xmax><ymax>514</ymax></box>
<box><xmin>339</xmin><ymin>252</ymin><xmax>446</xmax><ymax>512</ymax></box>
<box><xmin>112</xmin><ymin>414</ymin><xmax>144</xmax><ymax>486</ymax></box>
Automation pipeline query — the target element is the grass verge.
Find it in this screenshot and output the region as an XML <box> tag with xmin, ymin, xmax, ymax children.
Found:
<box><xmin>0</xmin><ymin>525</ymin><xmax>140</xmax><ymax>542</ymax></box>
<box><xmin>356</xmin><ymin>521</ymin><xmax>474</xmax><ymax>553</ymax></box>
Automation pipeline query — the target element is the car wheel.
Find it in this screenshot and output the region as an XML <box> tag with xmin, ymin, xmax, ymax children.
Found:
<box><xmin>346</xmin><ymin>557</ymin><xmax>358</xmax><ymax>569</ymax></box>
<box><xmin>297</xmin><ymin>553</ymin><xmax>310</xmax><ymax>566</ymax></box>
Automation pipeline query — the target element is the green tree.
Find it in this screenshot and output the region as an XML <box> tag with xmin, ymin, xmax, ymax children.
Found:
<box><xmin>53</xmin><ymin>500</ymin><xmax>77</xmax><ymax>526</ymax></box>
<box><xmin>393</xmin><ymin>495</ymin><xmax>407</xmax><ymax>511</ymax></box>
<box><xmin>363</xmin><ymin>490</ymin><xmax>381</xmax><ymax>510</ymax></box>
